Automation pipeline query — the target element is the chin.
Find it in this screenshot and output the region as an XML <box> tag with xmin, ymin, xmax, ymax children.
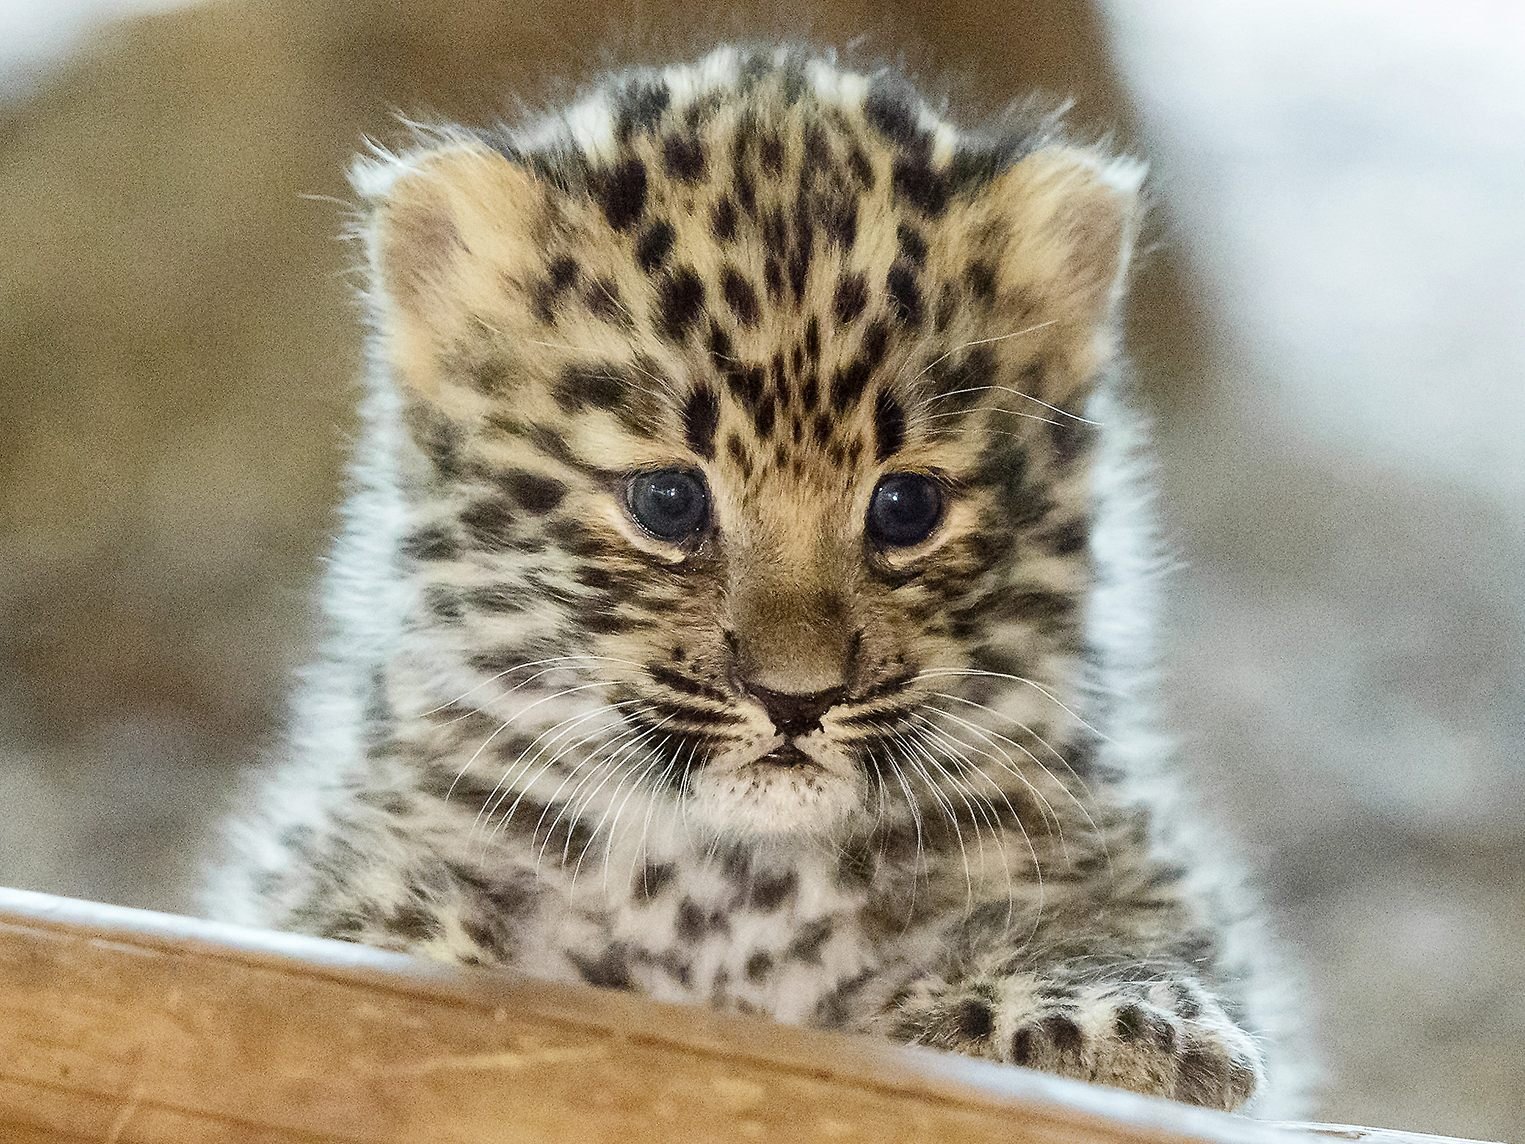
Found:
<box><xmin>683</xmin><ymin>738</ymin><xmax>867</xmax><ymax>841</ymax></box>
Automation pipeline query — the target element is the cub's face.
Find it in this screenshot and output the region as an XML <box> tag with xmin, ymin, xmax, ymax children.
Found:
<box><xmin>368</xmin><ymin>77</ymin><xmax>1137</xmax><ymax>842</ymax></box>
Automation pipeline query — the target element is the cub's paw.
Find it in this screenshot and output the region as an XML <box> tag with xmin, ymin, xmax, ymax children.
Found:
<box><xmin>896</xmin><ymin>975</ymin><xmax>1264</xmax><ymax>1111</ymax></box>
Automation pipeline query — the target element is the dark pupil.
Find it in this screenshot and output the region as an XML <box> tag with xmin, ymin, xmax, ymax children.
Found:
<box><xmin>868</xmin><ymin>474</ymin><xmax>942</xmax><ymax>547</ymax></box>
<box><xmin>629</xmin><ymin>470</ymin><xmax>708</xmax><ymax>540</ymax></box>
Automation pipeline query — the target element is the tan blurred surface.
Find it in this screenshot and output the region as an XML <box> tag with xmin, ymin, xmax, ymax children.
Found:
<box><xmin>1</xmin><ymin>1</ymin><xmax>1521</xmax><ymax>1137</ymax></box>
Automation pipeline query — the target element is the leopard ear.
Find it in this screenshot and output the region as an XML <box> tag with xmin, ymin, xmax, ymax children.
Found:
<box><xmin>352</xmin><ymin>141</ymin><xmax>544</xmax><ymax>400</ymax></box>
<box><xmin>975</xmin><ymin>145</ymin><xmax>1144</xmax><ymax>339</ymax></box>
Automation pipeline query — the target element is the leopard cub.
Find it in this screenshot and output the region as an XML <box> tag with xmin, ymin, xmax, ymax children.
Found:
<box><xmin>207</xmin><ymin>45</ymin><xmax>1305</xmax><ymax>1113</ymax></box>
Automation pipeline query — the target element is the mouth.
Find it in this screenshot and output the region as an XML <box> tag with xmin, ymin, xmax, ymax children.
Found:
<box><xmin>758</xmin><ymin>742</ymin><xmax>814</xmax><ymax>768</ymax></box>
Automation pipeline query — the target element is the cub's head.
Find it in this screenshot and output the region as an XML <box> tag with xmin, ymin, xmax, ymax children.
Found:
<box><xmin>362</xmin><ymin>53</ymin><xmax>1139</xmax><ymax>844</ymax></box>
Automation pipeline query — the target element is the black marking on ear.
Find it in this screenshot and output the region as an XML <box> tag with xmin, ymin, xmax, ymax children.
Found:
<box><xmin>683</xmin><ymin>385</ymin><xmax>720</xmax><ymax>459</ymax></box>
<box><xmin>615</xmin><ymin>81</ymin><xmax>670</xmax><ymax>143</ymax></box>
<box><xmin>636</xmin><ymin>220</ymin><xmax>676</xmax><ymax>273</ymax></box>
<box><xmin>659</xmin><ymin>267</ymin><xmax>706</xmax><ymax>341</ymax></box>
<box><xmin>897</xmin><ymin>223</ymin><xmax>927</xmax><ymax>266</ymax></box>
<box><xmin>598</xmin><ymin>158</ymin><xmax>648</xmax><ymax>231</ymax></box>
<box><xmin>711</xmin><ymin>196</ymin><xmax>738</xmax><ymax>241</ymax></box>
<box><xmin>834</xmin><ymin>273</ymin><xmax>867</xmax><ymax>324</ymax></box>
<box><xmin>864</xmin><ymin>81</ymin><xmax>926</xmax><ymax>153</ymax></box>
<box><xmin>663</xmin><ymin>133</ymin><xmax>706</xmax><ymax>181</ymax></box>
<box><xmin>891</xmin><ymin>155</ymin><xmax>949</xmax><ymax>216</ymax></box>
<box><xmin>500</xmin><ymin>471</ymin><xmax>568</xmax><ymax>515</ymax></box>
<box><xmin>874</xmin><ymin>391</ymin><xmax>906</xmax><ymax>461</ymax></box>
<box><xmin>886</xmin><ymin>262</ymin><xmax>923</xmax><ymax>326</ymax></box>
<box><xmin>721</xmin><ymin>267</ymin><xmax>760</xmax><ymax>327</ymax></box>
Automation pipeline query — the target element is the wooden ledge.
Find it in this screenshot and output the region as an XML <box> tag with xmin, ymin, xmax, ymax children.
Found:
<box><xmin>0</xmin><ymin>888</ymin><xmax>1497</xmax><ymax>1144</ymax></box>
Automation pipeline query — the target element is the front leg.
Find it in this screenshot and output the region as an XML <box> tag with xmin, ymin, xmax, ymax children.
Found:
<box><xmin>888</xmin><ymin>953</ymin><xmax>1263</xmax><ymax>1110</ymax></box>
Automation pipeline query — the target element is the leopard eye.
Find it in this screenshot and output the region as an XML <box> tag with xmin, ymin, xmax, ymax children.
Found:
<box><xmin>867</xmin><ymin>473</ymin><xmax>943</xmax><ymax>548</ymax></box>
<box><xmin>626</xmin><ymin>469</ymin><xmax>710</xmax><ymax>542</ymax></box>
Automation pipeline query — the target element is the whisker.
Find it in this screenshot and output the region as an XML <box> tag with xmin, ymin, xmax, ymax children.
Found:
<box><xmin>902</xmin><ymin>320</ymin><xmax>1059</xmax><ymax>390</ymax></box>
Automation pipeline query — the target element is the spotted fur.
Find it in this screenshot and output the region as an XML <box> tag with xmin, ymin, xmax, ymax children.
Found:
<box><xmin>205</xmin><ymin>46</ymin><xmax>1306</xmax><ymax>1113</ymax></box>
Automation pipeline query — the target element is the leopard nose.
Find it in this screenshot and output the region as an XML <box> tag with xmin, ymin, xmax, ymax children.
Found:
<box><xmin>747</xmin><ymin>684</ymin><xmax>845</xmax><ymax>737</ymax></box>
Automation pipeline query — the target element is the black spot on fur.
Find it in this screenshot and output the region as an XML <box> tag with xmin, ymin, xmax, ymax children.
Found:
<box><xmin>1043</xmin><ymin>1015</ymin><xmax>1085</xmax><ymax>1056</ymax></box>
<box><xmin>571</xmin><ymin>946</ymin><xmax>635</xmax><ymax>990</ymax></box>
<box><xmin>892</xmin><ymin>155</ymin><xmax>949</xmax><ymax>216</ymax></box>
<box><xmin>956</xmin><ymin>999</ymin><xmax>995</xmax><ymax>1041</ymax></box>
<box><xmin>847</xmin><ymin>144</ymin><xmax>875</xmax><ymax>187</ymax></box>
<box><xmin>759</xmin><ymin>131</ymin><xmax>784</xmax><ymax>173</ymax></box>
<box><xmin>724</xmin><ymin>363</ymin><xmax>764</xmax><ymax>409</ymax></box>
<box><xmin>598</xmin><ymin>158</ymin><xmax>648</xmax><ymax>231</ymax></box>
<box><xmin>886</xmin><ymin>262</ymin><xmax>923</xmax><ymax>326</ymax></box>
<box><xmin>804</xmin><ymin>316</ymin><xmax>821</xmax><ymax>362</ymax></box>
<box><xmin>864</xmin><ymin>81</ymin><xmax>925</xmax><ymax>151</ymax></box>
<box><xmin>785</xmin><ymin>918</ymin><xmax>833</xmax><ymax>962</ymax></box>
<box><xmin>555</xmin><ymin>363</ymin><xmax>627</xmax><ymax>412</ymax></box>
<box><xmin>821</xmin><ymin>197</ymin><xmax>858</xmax><ymax>248</ymax></box>
<box><xmin>1010</xmin><ymin>1028</ymin><xmax>1035</xmax><ymax>1064</ymax></box>
<box><xmin>721</xmin><ymin>267</ymin><xmax>760</xmax><ymax>327</ymax></box>
<box><xmin>636</xmin><ymin>220</ymin><xmax>676</xmax><ymax>273</ymax></box>
<box><xmin>500</xmin><ymin>471</ymin><xmax>567</xmax><ymax>515</ymax></box>
<box><xmin>663</xmin><ymin>133</ymin><xmax>706</xmax><ymax>181</ymax></box>
<box><xmin>460</xmin><ymin>498</ymin><xmax>515</xmax><ymax>549</ymax></box>
<box><xmin>402</xmin><ymin>527</ymin><xmax>454</xmax><ymax>564</ymax></box>
<box><xmin>711</xmin><ymin>196</ymin><xmax>738</xmax><ymax>241</ymax></box>
<box><xmin>423</xmin><ymin>585</ymin><xmax>462</xmax><ymax>622</ymax></box>
<box><xmin>746</xmin><ymin>951</ymin><xmax>774</xmax><ymax>982</ymax></box>
<box><xmin>834</xmin><ymin>273</ymin><xmax>868</xmax><ymax>325</ymax></box>
<box><xmin>584</xmin><ymin>277</ymin><xmax>627</xmax><ymax>324</ymax></box>
<box><xmin>763</xmin><ymin>256</ymin><xmax>783</xmax><ymax>300</ymax></box>
<box><xmin>754</xmin><ymin>395</ymin><xmax>777</xmax><ymax>439</ymax></box>
<box><xmin>637</xmin><ymin>862</ymin><xmax>677</xmax><ymax>899</ymax></box>
<box><xmin>873</xmin><ymin>391</ymin><xmax>906</xmax><ymax>460</ymax></box>
<box><xmin>859</xmin><ymin>318</ymin><xmax>891</xmax><ymax>372</ymax></box>
<box><xmin>897</xmin><ymin>223</ymin><xmax>927</xmax><ymax>266</ymax></box>
<box><xmin>725</xmin><ymin>433</ymin><xmax>753</xmax><ymax>480</ymax></box>
<box><xmin>659</xmin><ymin>267</ymin><xmax>706</xmax><ymax>341</ymax></box>
<box><xmin>747</xmin><ymin>870</ymin><xmax>797</xmax><ymax>910</ymax></box>
<box><xmin>966</xmin><ymin>259</ymin><xmax>997</xmax><ymax>302</ymax></box>
<box><xmin>615</xmin><ymin>81</ymin><xmax>669</xmax><ymax>142</ymax></box>
<box><xmin>683</xmin><ymin>386</ymin><xmax>720</xmax><ymax>459</ymax></box>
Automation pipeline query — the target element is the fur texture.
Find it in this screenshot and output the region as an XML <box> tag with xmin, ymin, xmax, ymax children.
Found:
<box><xmin>205</xmin><ymin>45</ymin><xmax>1305</xmax><ymax>1114</ymax></box>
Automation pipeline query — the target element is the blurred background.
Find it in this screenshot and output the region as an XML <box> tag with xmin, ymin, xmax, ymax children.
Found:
<box><xmin>2</xmin><ymin>0</ymin><xmax>1521</xmax><ymax>1135</ymax></box>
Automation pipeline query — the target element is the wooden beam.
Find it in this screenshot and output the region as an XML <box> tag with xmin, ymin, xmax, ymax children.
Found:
<box><xmin>0</xmin><ymin>888</ymin><xmax>1496</xmax><ymax>1144</ymax></box>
